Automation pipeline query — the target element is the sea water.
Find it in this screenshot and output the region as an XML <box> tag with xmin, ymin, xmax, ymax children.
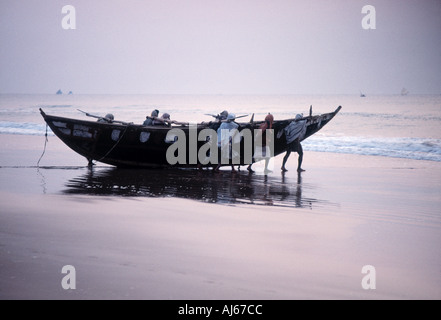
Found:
<box><xmin>1</xmin><ymin>93</ymin><xmax>440</xmax><ymax>162</ymax></box>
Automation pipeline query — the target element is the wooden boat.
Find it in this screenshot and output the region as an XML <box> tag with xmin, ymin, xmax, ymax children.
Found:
<box><xmin>40</xmin><ymin>106</ymin><xmax>342</xmax><ymax>168</ymax></box>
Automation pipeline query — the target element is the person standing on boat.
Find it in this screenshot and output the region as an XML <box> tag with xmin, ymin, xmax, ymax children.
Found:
<box><xmin>215</xmin><ymin>113</ymin><xmax>239</xmax><ymax>172</ymax></box>
<box><xmin>281</xmin><ymin>114</ymin><xmax>307</xmax><ymax>173</ymax></box>
<box><xmin>143</xmin><ymin>109</ymin><xmax>159</xmax><ymax>126</ymax></box>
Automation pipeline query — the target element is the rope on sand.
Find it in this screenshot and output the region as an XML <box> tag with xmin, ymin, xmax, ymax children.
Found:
<box><xmin>94</xmin><ymin>124</ymin><xmax>130</xmax><ymax>165</ymax></box>
<box><xmin>37</xmin><ymin>124</ymin><xmax>49</xmax><ymax>167</ymax></box>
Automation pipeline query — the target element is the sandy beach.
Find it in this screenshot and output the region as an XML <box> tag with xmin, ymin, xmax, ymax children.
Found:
<box><xmin>1</xmin><ymin>134</ymin><xmax>440</xmax><ymax>300</ymax></box>
<box><xmin>2</xmin><ymin>0</ymin><xmax>441</xmax><ymax>305</ymax></box>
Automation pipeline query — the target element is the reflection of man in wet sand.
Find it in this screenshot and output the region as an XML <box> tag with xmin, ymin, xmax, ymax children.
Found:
<box><xmin>281</xmin><ymin>114</ymin><xmax>307</xmax><ymax>172</ymax></box>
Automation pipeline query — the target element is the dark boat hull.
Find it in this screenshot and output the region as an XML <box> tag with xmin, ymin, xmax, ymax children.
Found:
<box><xmin>40</xmin><ymin>106</ymin><xmax>341</xmax><ymax>168</ymax></box>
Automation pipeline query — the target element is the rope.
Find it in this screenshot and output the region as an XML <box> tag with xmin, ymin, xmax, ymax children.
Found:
<box><xmin>36</xmin><ymin>122</ymin><xmax>130</xmax><ymax>167</ymax></box>
<box><xmin>37</xmin><ymin>124</ymin><xmax>49</xmax><ymax>167</ymax></box>
<box><xmin>95</xmin><ymin>124</ymin><xmax>131</xmax><ymax>164</ymax></box>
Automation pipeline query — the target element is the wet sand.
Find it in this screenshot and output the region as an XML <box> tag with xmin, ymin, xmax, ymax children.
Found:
<box><xmin>1</xmin><ymin>134</ymin><xmax>441</xmax><ymax>299</ymax></box>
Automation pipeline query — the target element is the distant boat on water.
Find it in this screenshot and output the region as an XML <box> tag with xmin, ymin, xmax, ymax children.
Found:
<box><xmin>401</xmin><ymin>88</ymin><xmax>409</xmax><ymax>96</ymax></box>
<box><xmin>56</xmin><ymin>89</ymin><xmax>73</xmax><ymax>95</ymax></box>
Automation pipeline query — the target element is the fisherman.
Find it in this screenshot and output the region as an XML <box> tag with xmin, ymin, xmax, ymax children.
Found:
<box><xmin>281</xmin><ymin>114</ymin><xmax>307</xmax><ymax>173</ymax></box>
<box><xmin>214</xmin><ymin>113</ymin><xmax>239</xmax><ymax>172</ymax></box>
<box><xmin>97</xmin><ymin>113</ymin><xmax>114</xmax><ymax>123</ymax></box>
<box><xmin>247</xmin><ymin>113</ymin><xmax>274</xmax><ymax>173</ymax></box>
<box><xmin>153</xmin><ymin>112</ymin><xmax>180</xmax><ymax>127</ymax></box>
<box><xmin>153</xmin><ymin>112</ymin><xmax>170</xmax><ymax>126</ymax></box>
<box><xmin>206</xmin><ymin>110</ymin><xmax>229</xmax><ymax>131</ymax></box>
<box><xmin>143</xmin><ymin>109</ymin><xmax>159</xmax><ymax>126</ymax></box>
<box><xmin>217</xmin><ymin>110</ymin><xmax>229</xmax><ymax>122</ymax></box>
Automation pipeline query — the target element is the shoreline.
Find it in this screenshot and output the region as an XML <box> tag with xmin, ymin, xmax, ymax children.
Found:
<box><xmin>1</xmin><ymin>133</ymin><xmax>440</xmax><ymax>168</ymax></box>
<box><xmin>1</xmin><ymin>134</ymin><xmax>440</xmax><ymax>299</ymax></box>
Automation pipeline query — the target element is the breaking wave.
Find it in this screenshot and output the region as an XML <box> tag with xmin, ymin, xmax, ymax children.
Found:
<box><xmin>303</xmin><ymin>136</ymin><xmax>441</xmax><ymax>162</ymax></box>
<box><xmin>1</xmin><ymin>120</ymin><xmax>440</xmax><ymax>162</ymax></box>
<box><xmin>0</xmin><ymin>121</ymin><xmax>53</xmax><ymax>136</ymax></box>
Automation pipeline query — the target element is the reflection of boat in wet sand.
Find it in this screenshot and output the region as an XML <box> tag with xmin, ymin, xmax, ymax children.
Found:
<box><xmin>40</xmin><ymin>106</ymin><xmax>341</xmax><ymax>168</ymax></box>
<box><xmin>63</xmin><ymin>167</ymin><xmax>337</xmax><ymax>209</ymax></box>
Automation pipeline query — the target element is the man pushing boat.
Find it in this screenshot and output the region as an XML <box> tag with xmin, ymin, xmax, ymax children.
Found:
<box><xmin>280</xmin><ymin>114</ymin><xmax>307</xmax><ymax>173</ymax></box>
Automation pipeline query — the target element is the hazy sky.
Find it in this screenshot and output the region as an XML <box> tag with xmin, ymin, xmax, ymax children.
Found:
<box><xmin>1</xmin><ymin>0</ymin><xmax>440</xmax><ymax>94</ymax></box>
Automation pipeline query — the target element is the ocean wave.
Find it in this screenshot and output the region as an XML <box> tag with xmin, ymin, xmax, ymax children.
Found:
<box><xmin>343</xmin><ymin>112</ymin><xmax>441</xmax><ymax>122</ymax></box>
<box><xmin>0</xmin><ymin>105</ymin><xmax>73</xmax><ymax>115</ymax></box>
<box><xmin>0</xmin><ymin>121</ymin><xmax>53</xmax><ymax>136</ymax></box>
<box><xmin>38</xmin><ymin>104</ymin><xmax>72</xmax><ymax>108</ymax></box>
<box><xmin>1</xmin><ymin>120</ymin><xmax>440</xmax><ymax>162</ymax></box>
<box><xmin>303</xmin><ymin>136</ymin><xmax>441</xmax><ymax>162</ymax></box>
